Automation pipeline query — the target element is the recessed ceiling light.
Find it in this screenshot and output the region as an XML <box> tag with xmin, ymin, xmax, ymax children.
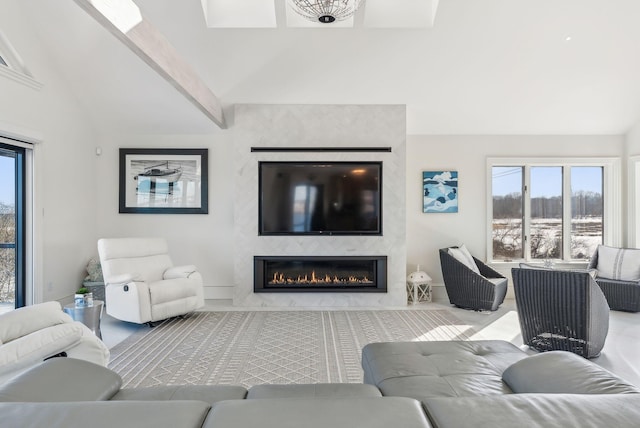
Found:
<box><xmin>565</xmin><ymin>36</ymin><xmax>572</xmax><ymax>42</ymax></box>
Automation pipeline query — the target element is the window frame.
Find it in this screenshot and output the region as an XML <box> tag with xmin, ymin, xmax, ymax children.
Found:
<box><xmin>0</xmin><ymin>141</ymin><xmax>26</xmax><ymax>307</ymax></box>
<box><xmin>486</xmin><ymin>157</ymin><xmax>621</xmax><ymax>264</ymax></box>
<box><xmin>0</xmin><ymin>135</ymin><xmax>37</xmax><ymax>308</ymax></box>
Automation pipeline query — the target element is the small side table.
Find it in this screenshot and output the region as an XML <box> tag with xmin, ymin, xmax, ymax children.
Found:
<box><xmin>63</xmin><ymin>300</ymin><xmax>104</xmax><ymax>339</ymax></box>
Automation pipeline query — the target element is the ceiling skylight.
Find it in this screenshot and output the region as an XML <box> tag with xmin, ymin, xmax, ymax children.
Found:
<box><xmin>86</xmin><ymin>0</ymin><xmax>143</xmax><ymax>33</ymax></box>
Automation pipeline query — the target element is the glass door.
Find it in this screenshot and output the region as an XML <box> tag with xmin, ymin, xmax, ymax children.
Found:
<box><xmin>0</xmin><ymin>143</ymin><xmax>25</xmax><ymax>311</ymax></box>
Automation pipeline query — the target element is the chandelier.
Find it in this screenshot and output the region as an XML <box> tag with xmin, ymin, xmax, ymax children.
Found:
<box><xmin>290</xmin><ymin>0</ymin><xmax>364</xmax><ymax>24</ymax></box>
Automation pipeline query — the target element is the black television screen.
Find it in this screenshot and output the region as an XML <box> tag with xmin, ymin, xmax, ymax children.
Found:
<box><xmin>259</xmin><ymin>162</ymin><xmax>382</xmax><ymax>235</ymax></box>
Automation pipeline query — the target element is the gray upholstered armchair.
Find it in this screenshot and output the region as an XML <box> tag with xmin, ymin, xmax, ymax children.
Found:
<box><xmin>98</xmin><ymin>238</ymin><xmax>204</xmax><ymax>325</ymax></box>
<box><xmin>439</xmin><ymin>246</ymin><xmax>508</xmax><ymax>311</ymax></box>
<box><xmin>588</xmin><ymin>245</ymin><xmax>640</xmax><ymax>312</ymax></box>
<box><xmin>511</xmin><ymin>267</ymin><xmax>609</xmax><ymax>358</ymax></box>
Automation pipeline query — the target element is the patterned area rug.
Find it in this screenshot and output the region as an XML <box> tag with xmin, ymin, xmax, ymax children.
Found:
<box><xmin>108</xmin><ymin>309</ymin><xmax>474</xmax><ymax>388</ymax></box>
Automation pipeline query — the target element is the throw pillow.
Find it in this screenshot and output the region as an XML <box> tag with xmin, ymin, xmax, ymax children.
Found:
<box><xmin>448</xmin><ymin>244</ymin><xmax>480</xmax><ymax>274</ymax></box>
<box><xmin>596</xmin><ymin>245</ymin><xmax>640</xmax><ymax>281</ymax></box>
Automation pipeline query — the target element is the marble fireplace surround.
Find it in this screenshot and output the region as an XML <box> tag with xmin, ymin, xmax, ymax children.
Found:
<box><xmin>233</xmin><ymin>104</ymin><xmax>407</xmax><ymax>307</ymax></box>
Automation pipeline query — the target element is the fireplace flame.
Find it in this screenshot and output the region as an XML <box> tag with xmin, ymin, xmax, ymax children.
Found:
<box><xmin>269</xmin><ymin>270</ymin><xmax>373</xmax><ymax>286</ymax></box>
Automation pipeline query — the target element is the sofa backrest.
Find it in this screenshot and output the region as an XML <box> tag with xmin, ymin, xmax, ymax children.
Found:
<box><xmin>0</xmin><ymin>401</ymin><xmax>212</xmax><ymax>428</ymax></box>
<box><xmin>423</xmin><ymin>394</ymin><xmax>640</xmax><ymax>428</ymax></box>
<box><xmin>98</xmin><ymin>238</ymin><xmax>173</xmax><ymax>283</ymax></box>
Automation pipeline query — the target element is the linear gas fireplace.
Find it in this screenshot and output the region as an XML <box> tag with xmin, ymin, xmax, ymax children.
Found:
<box><xmin>254</xmin><ymin>256</ymin><xmax>387</xmax><ymax>293</ymax></box>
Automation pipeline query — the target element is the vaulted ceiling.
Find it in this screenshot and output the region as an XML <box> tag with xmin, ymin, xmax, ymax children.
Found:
<box><xmin>14</xmin><ymin>0</ymin><xmax>640</xmax><ymax>135</ymax></box>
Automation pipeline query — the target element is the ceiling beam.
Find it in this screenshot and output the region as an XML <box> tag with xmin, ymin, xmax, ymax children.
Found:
<box><xmin>73</xmin><ymin>0</ymin><xmax>225</xmax><ymax>128</ymax></box>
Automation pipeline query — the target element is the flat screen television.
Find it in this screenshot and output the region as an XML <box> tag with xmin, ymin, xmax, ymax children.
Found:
<box><xmin>259</xmin><ymin>161</ymin><xmax>382</xmax><ymax>235</ymax></box>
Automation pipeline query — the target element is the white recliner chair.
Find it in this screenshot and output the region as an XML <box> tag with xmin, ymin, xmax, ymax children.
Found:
<box><xmin>97</xmin><ymin>238</ymin><xmax>204</xmax><ymax>325</ymax></box>
<box><xmin>0</xmin><ymin>301</ymin><xmax>110</xmax><ymax>384</ymax></box>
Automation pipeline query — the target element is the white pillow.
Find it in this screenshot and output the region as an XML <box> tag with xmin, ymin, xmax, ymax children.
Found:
<box><xmin>448</xmin><ymin>245</ymin><xmax>480</xmax><ymax>274</ymax></box>
<box><xmin>596</xmin><ymin>245</ymin><xmax>640</xmax><ymax>281</ymax></box>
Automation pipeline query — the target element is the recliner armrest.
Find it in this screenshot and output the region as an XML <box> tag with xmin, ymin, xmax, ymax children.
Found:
<box><xmin>0</xmin><ymin>302</ymin><xmax>72</xmax><ymax>343</ymax></box>
<box><xmin>0</xmin><ymin>323</ymin><xmax>84</xmax><ymax>375</ymax></box>
<box><xmin>164</xmin><ymin>265</ymin><xmax>198</xmax><ymax>280</ymax></box>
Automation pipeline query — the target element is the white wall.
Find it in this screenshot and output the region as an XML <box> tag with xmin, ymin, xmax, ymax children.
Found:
<box><xmin>627</xmin><ymin>121</ymin><xmax>640</xmax><ymax>155</ymax></box>
<box><xmin>406</xmin><ymin>135</ymin><xmax>625</xmax><ymax>298</ymax></box>
<box><xmin>0</xmin><ymin>0</ymin><xmax>100</xmax><ymax>303</ymax></box>
<box><xmin>625</xmin><ymin>122</ymin><xmax>640</xmax><ymax>246</ymax></box>
<box><xmin>93</xmin><ymin>133</ymin><xmax>236</xmax><ymax>300</ymax></box>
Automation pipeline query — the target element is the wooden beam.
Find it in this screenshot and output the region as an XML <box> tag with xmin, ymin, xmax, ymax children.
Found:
<box><xmin>73</xmin><ymin>0</ymin><xmax>225</xmax><ymax>128</ymax></box>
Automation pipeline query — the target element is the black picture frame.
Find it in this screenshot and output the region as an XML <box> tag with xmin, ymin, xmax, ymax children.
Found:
<box><xmin>119</xmin><ymin>148</ymin><xmax>208</xmax><ymax>214</ymax></box>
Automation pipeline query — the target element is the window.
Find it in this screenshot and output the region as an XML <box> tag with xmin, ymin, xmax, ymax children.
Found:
<box><xmin>488</xmin><ymin>158</ymin><xmax>619</xmax><ymax>263</ymax></box>
<box><xmin>491</xmin><ymin>167</ymin><xmax>524</xmax><ymax>260</ymax></box>
<box><xmin>530</xmin><ymin>166</ymin><xmax>563</xmax><ymax>259</ymax></box>
<box><xmin>0</xmin><ymin>142</ymin><xmax>26</xmax><ymax>309</ymax></box>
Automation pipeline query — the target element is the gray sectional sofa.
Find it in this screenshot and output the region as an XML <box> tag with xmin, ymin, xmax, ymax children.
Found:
<box><xmin>2</xmin><ymin>340</ymin><xmax>640</xmax><ymax>427</ymax></box>
<box><xmin>362</xmin><ymin>340</ymin><xmax>640</xmax><ymax>427</ymax></box>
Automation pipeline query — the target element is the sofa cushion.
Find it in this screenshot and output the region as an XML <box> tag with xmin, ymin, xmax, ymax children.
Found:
<box><xmin>362</xmin><ymin>341</ymin><xmax>527</xmax><ymax>399</ymax></box>
<box><xmin>448</xmin><ymin>245</ymin><xmax>481</xmax><ymax>275</ymax></box>
<box><xmin>246</xmin><ymin>383</ymin><xmax>382</xmax><ymax>399</ymax></box>
<box><xmin>596</xmin><ymin>245</ymin><xmax>640</xmax><ymax>281</ymax></box>
<box><xmin>0</xmin><ymin>400</ymin><xmax>211</xmax><ymax>428</ymax></box>
<box><xmin>0</xmin><ymin>357</ymin><xmax>122</xmax><ymax>402</ymax></box>
<box><xmin>422</xmin><ymin>394</ymin><xmax>640</xmax><ymax>428</ymax></box>
<box><xmin>502</xmin><ymin>351</ymin><xmax>640</xmax><ymax>394</ymax></box>
<box><xmin>112</xmin><ymin>385</ymin><xmax>247</xmax><ymax>403</ymax></box>
<box><xmin>203</xmin><ymin>397</ymin><xmax>431</xmax><ymax>428</ymax></box>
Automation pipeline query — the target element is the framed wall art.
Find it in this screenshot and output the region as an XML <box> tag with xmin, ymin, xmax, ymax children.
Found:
<box><xmin>423</xmin><ymin>170</ymin><xmax>458</xmax><ymax>213</ymax></box>
<box><xmin>119</xmin><ymin>148</ymin><xmax>208</xmax><ymax>214</ymax></box>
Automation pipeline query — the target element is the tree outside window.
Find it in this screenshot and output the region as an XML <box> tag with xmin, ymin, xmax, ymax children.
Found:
<box><xmin>491</xmin><ymin>163</ymin><xmax>604</xmax><ymax>262</ymax></box>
